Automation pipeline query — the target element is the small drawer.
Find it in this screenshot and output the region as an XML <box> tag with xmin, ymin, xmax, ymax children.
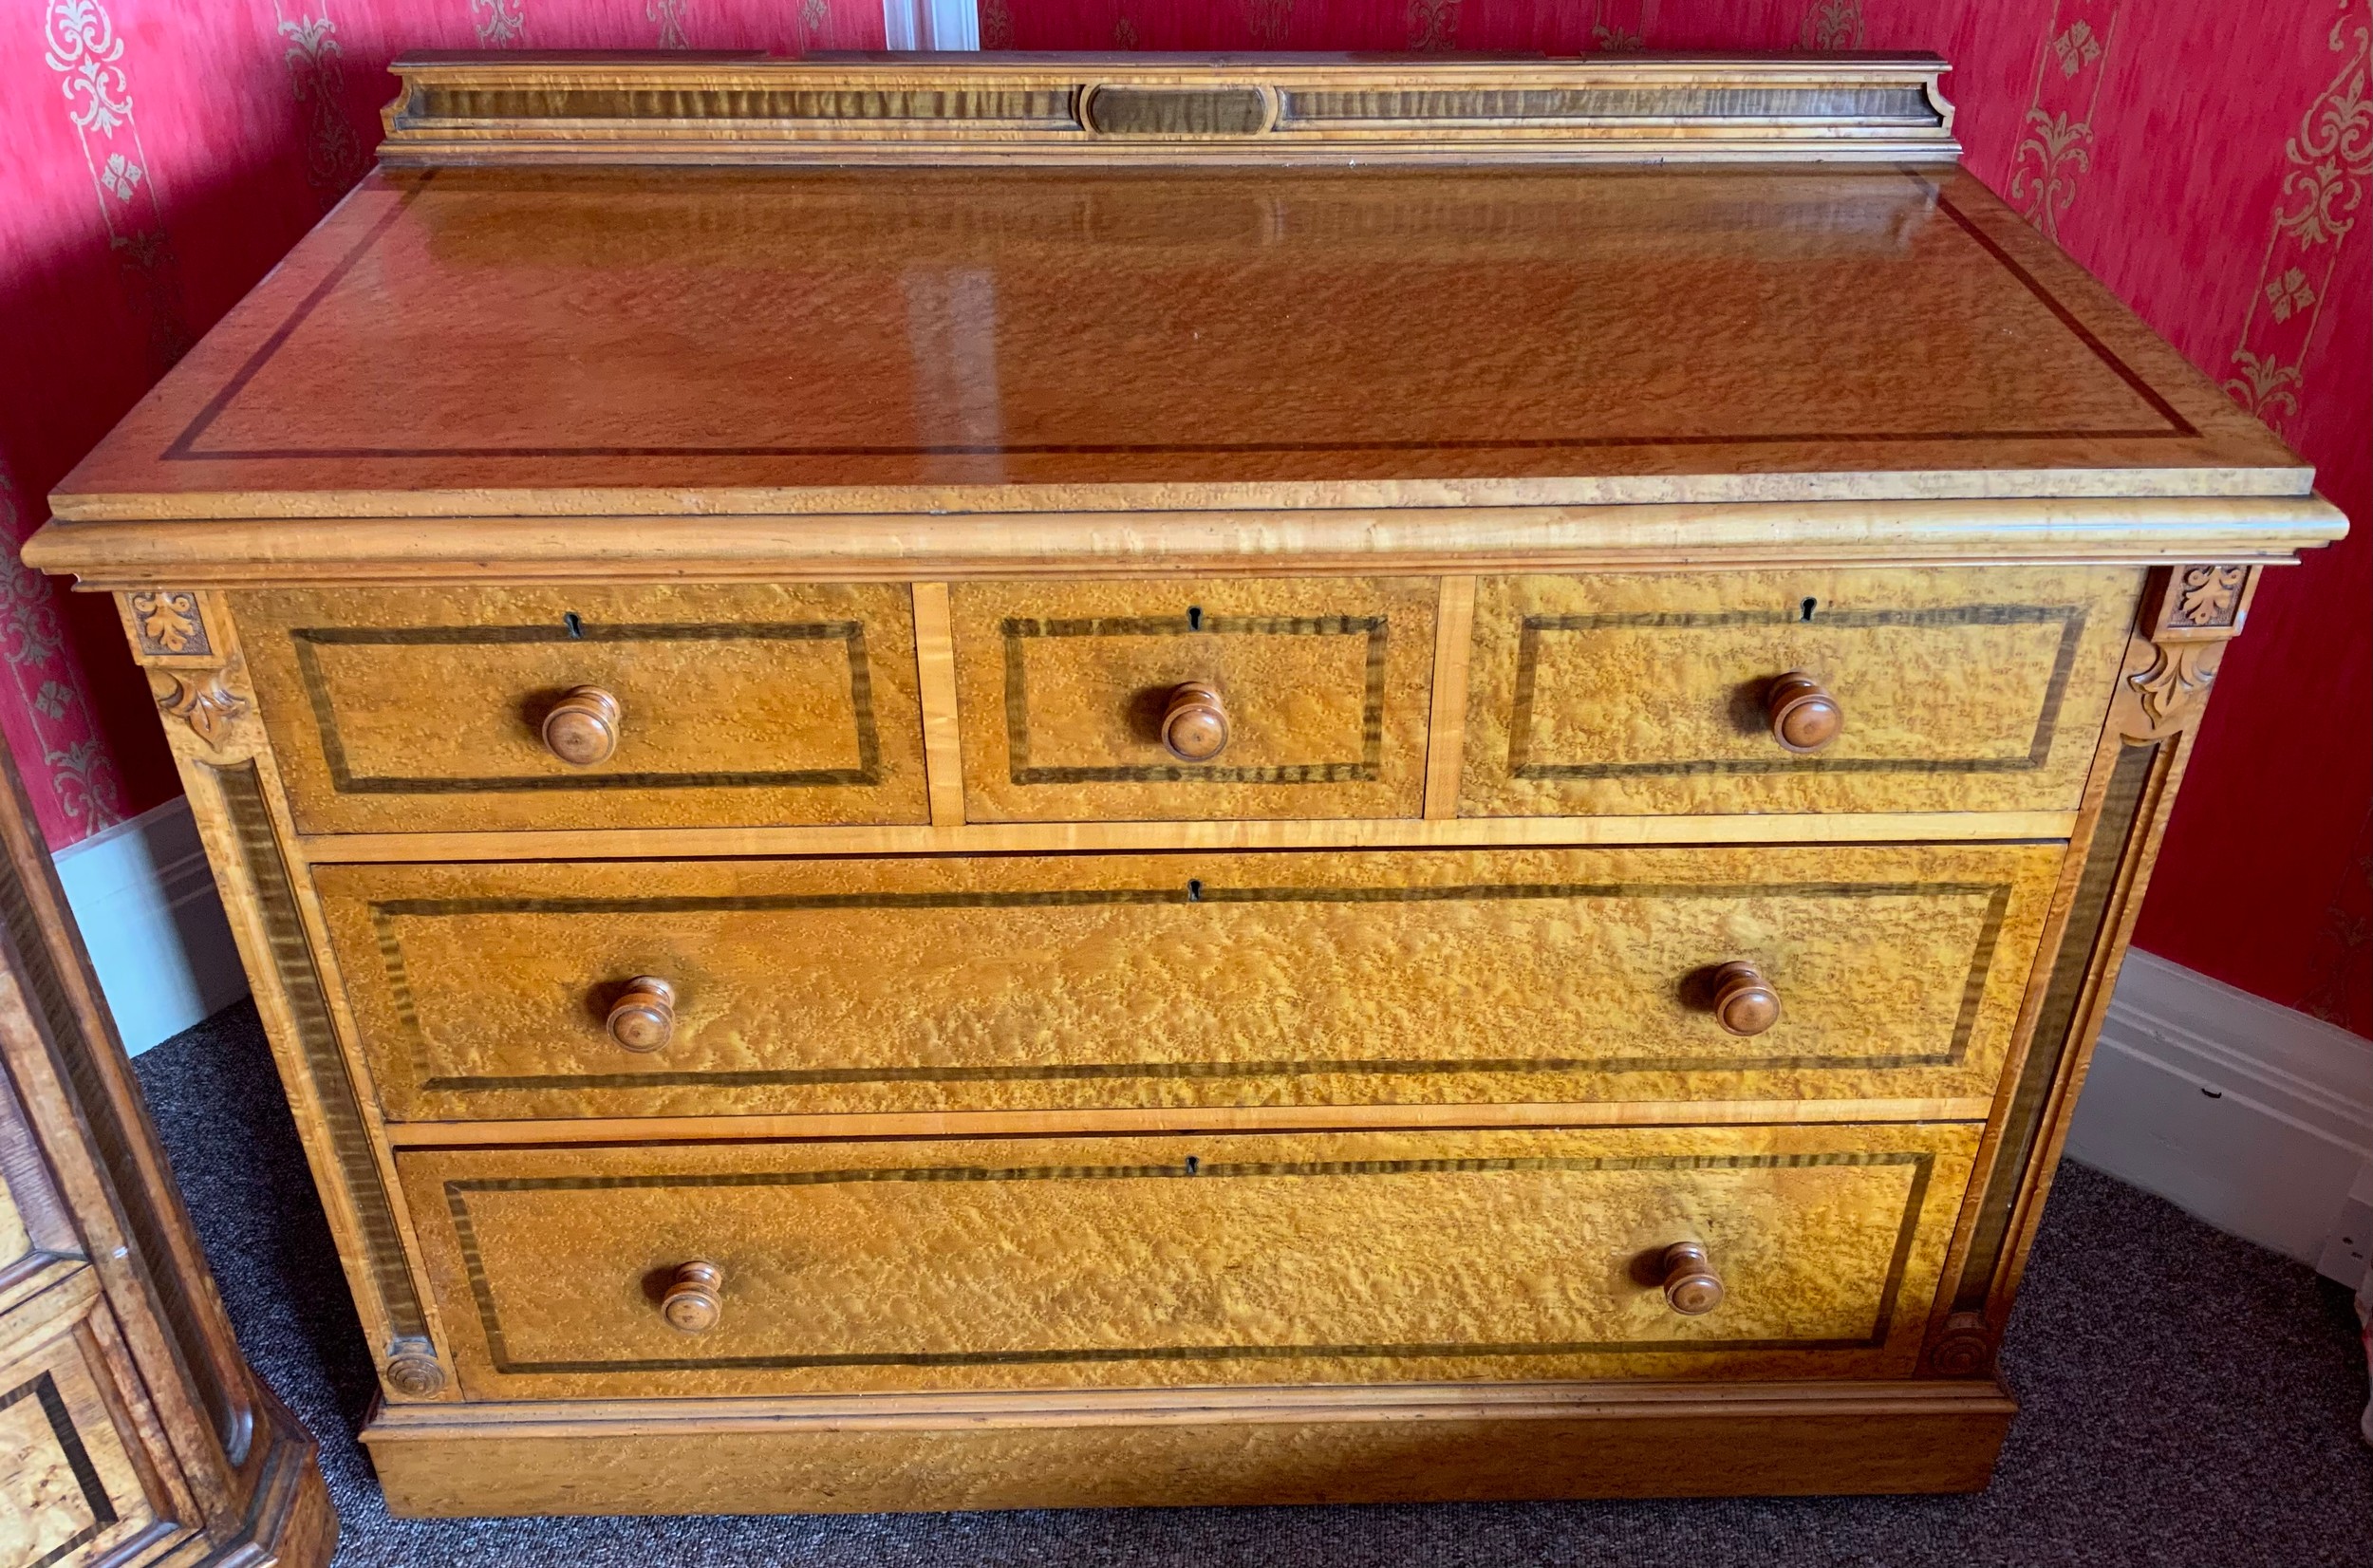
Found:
<box><xmin>1459</xmin><ymin>568</ymin><xmax>2141</xmax><ymax>817</ymax></box>
<box><xmin>315</xmin><ymin>841</ymin><xmax>2060</xmax><ymax>1121</ymax></box>
<box><xmin>949</xmin><ymin>577</ymin><xmax>1437</xmax><ymax>821</ymax></box>
<box><xmin>235</xmin><ymin>584</ymin><xmax>928</xmax><ymax>833</ymax></box>
<box><xmin>400</xmin><ymin>1121</ymin><xmax>1980</xmax><ymax>1400</ymax></box>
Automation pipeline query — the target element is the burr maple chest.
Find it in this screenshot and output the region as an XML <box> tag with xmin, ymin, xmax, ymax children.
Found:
<box><xmin>26</xmin><ymin>51</ymin><xmax>2345</xmax><ymax>1517</ymax></box>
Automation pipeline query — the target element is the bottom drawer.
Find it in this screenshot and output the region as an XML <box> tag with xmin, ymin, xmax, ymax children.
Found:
<box><xmin>401</xmin><ymin>1122</ymin><xmax>1979</xmax><ymax>1400</ymax></box>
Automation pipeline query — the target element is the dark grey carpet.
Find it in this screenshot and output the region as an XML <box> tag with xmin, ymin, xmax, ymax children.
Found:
<box><xmin>133</xmin><ymin>1001</ymin><xmax>2373</xmax><ymax>1567</ymax></box>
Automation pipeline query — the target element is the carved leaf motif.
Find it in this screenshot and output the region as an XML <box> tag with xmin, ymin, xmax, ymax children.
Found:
<box><xmin>131</xmin><ymin>589</ymin><xmax>204</xmax><ymax>654</ymax></box>
<box><xmin>2129</xmin><ymin>640</ymin><xmax>2217</xmax><ymax>733</ymax></box>
<box><xmin>159</xmin><ymin>671</ymin><xmax>246</xmax><ymax>745</ymax></box>
<box><xmin>2172</xmin><ymin>565</ymin><xmax>2249</xmax><ymax>627</ymax></box>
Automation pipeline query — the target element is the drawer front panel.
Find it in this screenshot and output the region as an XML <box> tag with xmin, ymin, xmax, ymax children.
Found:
<box><xmin>950</xmin><ymin>578</ymin><xmax>1436</xmax><ymax>821</ymax></box>
<box><xmin>401</xmin><ymin>1122</ymin><xmax>1980</xmax><ymax>1399</ymax></box>
<box><xmin>237</xmin><ymin>585</ymin><xmax>928</xmax><ymax>832</ymax></box>
<box><xmin>0</xmin><ymin>1303</ymin><xmax>164</xmax><ymax>1564</ymax></box>
<box><xmin>1460</xmin><ymin>568</ymin><xmax>2141</xmax><ymax>817</ymax></box>
<box><xmin>317</xmin><ymin>842</ymin><xmax>2060</xmax><ymax>1121</ymax></box>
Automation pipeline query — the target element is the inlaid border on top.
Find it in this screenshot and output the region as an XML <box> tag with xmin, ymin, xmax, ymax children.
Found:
<box><xmin>287</xmin><ymin>619</ymin><xmax>882</xmax><ymax>795</ymax></box>
<box><xmin>440</xmin><ymin>1149</ymin><xmax>1938</xmax><ymax>1375</ymax></box>
<box><xmin>1505</xmin><ymin>603</ymin><xmax>2089</xmax><ymax>780</ymax></box>
<box><xmin>155</xmin><ymin>176</ymin><xmax>2194</xmax><ymax>467</ymax></box>
<box><xmin>361</xmin><ymin>876</ymin><xmax>2015</xmax><ymax>1096</ymax></box>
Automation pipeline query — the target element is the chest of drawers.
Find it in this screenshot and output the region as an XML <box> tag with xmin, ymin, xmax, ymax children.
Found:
<box><xmin>26</xmin><ymin>52</ymin><xmax>2344</xmax><ymax>1517</ymax></box>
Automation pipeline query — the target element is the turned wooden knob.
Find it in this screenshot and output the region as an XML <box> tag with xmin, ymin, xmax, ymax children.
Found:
<box><xmin>606</xmin><ymin>977</ymin><xmax>676</xmax><ymax>1053</ymax></box>
<box><xmin>1660</xmin><ymin>1241</ymin><xmax>1724</xmax><ymax>1316</ymax></box>
<box><xmin>542</xmin><ymin>685</ymin><xmax>621</xmax><ymax>765</ymax></box>
<box><xmin>1161</xmin><ymin>682</ymin><xmax>1230</xmax><ymax>763</ymax></box>
<box><xmin>1710</xmin><ymin>961</ymin><xmax>1781</xmax><ymax>1036</ymax></box>
<box><xmin>661</xmin><ymin>1261</ymin><xmax>723</xmax><ymax>1334</ymax></box>
<box><xmin>1766</xmin><ymin>671</ymin><xmax>1841</xmax><ymax>753</ymax></box>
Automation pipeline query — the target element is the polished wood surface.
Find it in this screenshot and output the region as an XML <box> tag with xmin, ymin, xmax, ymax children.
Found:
<box><xmin>375</xmin><ymin>53</ymin><xmax>1964</xmax><ymax>170</ymax></box>
<box><xmin>30</xmin><ymin>160</ymin><xmax>2322</xmax><ymax>536</ymax></box>
<box><xmin>1159</xmin><ymin>682</ymin><xmax>1229</xmax><ymax>764</ymax></box>
<box><xmin>949</xmin><ymin>577</ymin><xmax>1436</xmax><ymax>822</ymax></box>
<box><xmin>312</xmin><ymin>843</ymin><xmax>2059</xmax><ymax>1121</ymax></box>
<box><xmin>604</xmin><ymin>978</ymin><xmax>676</xmax><ymax>1055</ymax></box>
<box><xmin>0</xmin><ymin>738</ymin><xmax>334</xmax><ymax>1561</ymax></box>
<box><xmin>397</xmin><ymin>1121</ymin><xmax>1977</xmax><ymax>1401</ymax></box>
<box><xmin>26</xmin><ymin>497</ymin><xmax>2345</xmax><ymax>590</ymax></box>
<box><xmin>1710</xmin><ymin>961</ymin><xmax>1782</xmax><ymax>1038</ymax></box>
<box><xmin>1658</xmin><ymin>1241</ymin><xmax>1726</xmax><ymax>1316</ymax></box>
<box><xmin>1766</xmin><ymin>672</ymin><xmax>1843</xmax><ymax>754</ymax></box>
<box><xmin>658</xmin><ymin>1262</ymin><xmax>723</xmax><ymax>1336</ymax></box>
<box><xmin>361</xmin><ymin>1380</ymin><xmax>2017</xmax><ymax>1516</ymax></box>
<box><xmin>22</xmin><ymin>51</ymin><xmax>2345</xmax><ymax>1517</ymax></box>
<box><xmin>234</xmin><ymin>583</ymin><xmax>927</xmax><ymax>832</ymax></box>
<box><xmin>289</xmin><ymin>809</ymin><xmax>2087</xmax><ymax>861</ymax></box>
<box><xmin>373</xmin><ymin>1096</ymin><xmax>2004</xmax><ymax>1147</ymax></box>
<box><xmin>540</xmin><ymin>685</ymin><xmax>622</xmax><ymax>767</ymax></box>
<box><xmin>1460</xmin><ymin>568</ymin><xmax>2142</xmax><ymax>818</ymax></box>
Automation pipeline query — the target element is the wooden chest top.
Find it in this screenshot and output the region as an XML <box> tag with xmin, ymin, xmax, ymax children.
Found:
<box><xmin>26</xmin><ymin>53</ymin><xmax>2341</xmax><ymax>587</ymax></box>
<box><xmin>47</xmin><ymin>161</ymin><xmax>2301</xmax><ymax>510</ymax></box>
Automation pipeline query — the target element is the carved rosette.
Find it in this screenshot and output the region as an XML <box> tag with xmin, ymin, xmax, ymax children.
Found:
<box><xmin>2119</xmin><ymin>564</ymin><xmax>2261</xmax><ymax>742</ymax></box>
<box><xmin>1929</xmin><ymin>1310</ymin><xmax>1996</xmax><ymax>1377</ymax></box>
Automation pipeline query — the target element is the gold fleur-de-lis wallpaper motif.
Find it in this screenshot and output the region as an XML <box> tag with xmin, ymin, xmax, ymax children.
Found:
<box><xmin>1799</xmin><ymin>0</ymin><xmax>1862</xmax><ymax>51</ymax></box>
<box><xmin>2009</xmin><ymin>0</ymin><xmax>2122</xmax><ymax>239</ymax></box>
<box><xmin>43</xmin><ymin>0</ymin><xmax>190</xmax><ymax>370</ymax></box>
<box><xmin>2224</xmin><ymin>3</ymin><xmax>2370</xmax><ymax>425</ymax></box>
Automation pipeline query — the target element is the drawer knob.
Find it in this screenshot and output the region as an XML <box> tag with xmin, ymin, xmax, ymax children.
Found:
<box><xmin>1765</xmin><ymin>671</ymin><xmax>1841</xmax><ymax>753</ymax></box>
<box><xmin>1161</xmin><ymin>682</ymin><xmax>1230</xmax><ymax>763</ymax></box>
<box><xmin>662</xmin><ymin>1260</ymin><xmax>723</xmax><ymax>1334</ymax></box>
<box><xmin>1659</xmin><ymin>1241</ymin><xmax>1725</xmax><ymax>1316</ymax></box>
<box><xmin>543</xmin><ymin>685</ymin><xmax>622</xmax><ymax>766</ymax></box>
<box><xmin>1710</xmin><ymin>961</ymin><xmax>1781</xmax><ymax>1036</ymax></box>
<box><xmin>607</xmin><ymin>977</ymin><xmax>677</xmax><ymax>1053</ymax></box>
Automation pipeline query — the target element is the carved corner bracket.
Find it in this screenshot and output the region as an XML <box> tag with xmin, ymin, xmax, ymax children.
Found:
<box><xmin>2118</xmin><ymin>564</ymin><xmax>2260</xmax><ymax>742</ymax></box>
<box><xmin>157</xmin><ymin>667</ymin><xmax>251</xmax><ymax>747</ymax></box>
<box><xmin>119</xmin><ymin>588</ymin><xmax>262</xmax><ymax>757</ymax></box>
<box><xmin>124</xmin><ymin>588</ymin><xmax>216</xmax><ymax>661</ymax></box>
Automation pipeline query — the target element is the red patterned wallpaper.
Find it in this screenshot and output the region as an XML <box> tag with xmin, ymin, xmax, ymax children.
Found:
<box><xmin>2</xmin><ymin>3</ymin><xmax>2364</xmax><ymax>1032</ymax></box>
<box><xmin>0</xmin><ymin>0</ymin><xmax>885</xmax><ymax>851</ymax></box>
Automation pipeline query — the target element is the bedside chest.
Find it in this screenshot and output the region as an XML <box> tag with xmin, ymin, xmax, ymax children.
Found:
<box><xmin>25</xmin><ymin>51</ymin><xmax>2345</xmax><ymax>1516</ymax></box>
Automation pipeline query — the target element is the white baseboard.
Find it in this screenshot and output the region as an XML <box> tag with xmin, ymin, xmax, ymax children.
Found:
<box><xmin>51</xmin><ymin>797</ymin><xmax>250</xmax><ymax>1055</ymax></box>
<box><xmin>2066</xmin><ymin>947</ymin><xmax>2373</xmax><ymax>1283</ymax></box>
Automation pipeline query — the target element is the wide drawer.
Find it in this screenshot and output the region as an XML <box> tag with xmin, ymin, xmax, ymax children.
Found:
<box><xmin>316</xmin><ymin>842</ymin><xmax>2061</xmax><ymax>1121</ymax></box>
<box><xmin>399</xmin><ymin>1121</ymin><xmax>1980</xmax><ymax>1399</ymax></box>
<box><xmin>1459</xmin><ymin>568</ymin><xmax>2140</xmax><ymax>817</ymax></box>
<box><xmin>949</xmin><ymin>577</ymin><xmax>1437</xmax><ymax>821</ymax></box>
<box><xmin>235</xmin><ymin>585</ymin><xmax>928</xmax><ymax>832</ymax></box>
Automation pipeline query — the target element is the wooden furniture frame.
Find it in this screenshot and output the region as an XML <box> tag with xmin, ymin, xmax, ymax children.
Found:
<box><xmin>0</xmin><ymin>739</ymin><xmax>334</xmax><ymax>1560</ymax></box>
<box><xmin>25</xmin><ymin>52</ymin><xmax>2345</xmax><ymax>1517</ymax></box>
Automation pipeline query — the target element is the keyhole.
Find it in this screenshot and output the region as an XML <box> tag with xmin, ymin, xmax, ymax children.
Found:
<box><xmin>1187</xmin><ymin>879</ymin><xmax>1204</xmax><ymax>902</ymax></box>
<box><xmin>1800</xmin><ymin>598</ymin><xmax>1818</xmax><ymax>623</ymax></box>
<box><xmin>1187</xmin><ymin>606</ymin><xmax>1204</xmax><ymax>631</ymax></box>
<box><xmin>1185</xmin><ymin>1155</ymin><xmax>1201</xmax><ymax>1175</ymax></box>
<box><xmin>564</xmin><ymin>611</ymin><xmax>585</xmax><ymax>639</ymax></box>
